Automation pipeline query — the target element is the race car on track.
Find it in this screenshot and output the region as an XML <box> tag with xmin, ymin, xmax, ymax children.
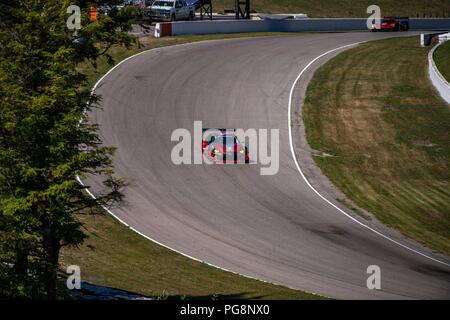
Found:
<box><xmin>202</xmin><ymin>129</ymin><xmax>250</xmax><ymax>164</ymax></box>
<box><xmin>371</xmin><ymin>17</ymin><xmax>410</xmax><ymax>31</ymax></box>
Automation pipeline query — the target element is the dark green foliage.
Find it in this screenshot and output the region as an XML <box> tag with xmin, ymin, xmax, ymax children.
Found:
<box><xmin>0</xmin><ymin>1</ymin><xmax>139</xmax><ymax>298</ymax></box>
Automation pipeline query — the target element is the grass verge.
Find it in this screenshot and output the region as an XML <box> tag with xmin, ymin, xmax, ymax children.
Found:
<box><xmin>434</xmin><ymin>40</ymin><xmax>450</xmax><ymax>82</ymax></box>
<box><xmin>61</xmin><ymin>34</ymin><xmax>323</xmax><ymax>300</ymax></box>
<box><xmin>212</xmin><ymin>0</ymin><xmax>450</xmax><ymax>18</ymax></box>
<box><xmin>303</xmin><ymin>37</ymin><xmax>450</xmax><ymax>255</ymax></box>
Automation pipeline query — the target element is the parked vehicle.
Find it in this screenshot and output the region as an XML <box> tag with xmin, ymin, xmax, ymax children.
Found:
<box><xmin>147</xmin><ymin>0</ymin><xmax>195</xmax><ymax>21</ymax></box>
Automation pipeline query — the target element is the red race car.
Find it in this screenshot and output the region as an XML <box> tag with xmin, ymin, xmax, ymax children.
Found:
<box><xmin>371</xmin><ymin>17</ymin><xmax>410</xmax><ymax>32</ymax></box>
<box><xmin>202</xmin><ymin>130</ymin><xmax>249</xmax><ymax>164</ymax></box>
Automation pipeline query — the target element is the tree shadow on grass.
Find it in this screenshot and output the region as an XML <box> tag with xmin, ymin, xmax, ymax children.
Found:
<box><xmin>66</xmin><ymin>282</ymin><xmax>265</xmax><ymax>300</ymax></box>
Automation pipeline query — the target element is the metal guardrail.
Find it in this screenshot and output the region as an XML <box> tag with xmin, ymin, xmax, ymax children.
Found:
<box><xmin>429</xmin><ymin>40</ymin><xmax>450</xmax><ymax>105</ymax></box>
<box><xmin>438</xmin><ymin>32</ymin><xmax>450</xmax><ymax>42</ymax></box>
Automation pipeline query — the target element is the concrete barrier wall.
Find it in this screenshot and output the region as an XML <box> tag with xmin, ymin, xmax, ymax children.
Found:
<box><xmin>167</xmin><ymin>20</ymin><xmax>271</xmax><ymax>36</ymax></box>
<box><xmin>429</xmin><ymin>42</ymin><xmax>450</xmax><ymax>105</ymax></box>
<box><xmin>410</xmin><ymin>19</ymin><xmax>450</xmax><ymax>30</ymax></box>
<box><xmin>169</xmin><ymin>19</ymin><xmax>368</xmax><ymax>36</ymax></box>
<box><xmin>158</xmin><ymin>18</ymin><xmax>450</xmax><ymax>37</ymax></box>
<box><xmin>275</xmin><ymin>18</ymin><xmax>367</xmax><ymax>32</ymax></box>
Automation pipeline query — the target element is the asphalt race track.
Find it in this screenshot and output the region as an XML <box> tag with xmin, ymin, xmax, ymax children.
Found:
<box><xmin>88</xmin><ymin>32</ymin><xmax>450</xmax><ymax>299</ymax></box>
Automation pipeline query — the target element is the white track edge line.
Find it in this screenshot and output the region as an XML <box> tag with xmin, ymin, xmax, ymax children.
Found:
<box><xmin>75</xmin><ymin>176</ymin><xmax>319</xmax><ymax>296</ymax></box>
<box><xmin>76</xmin><ymin>37</ymin><xmax>448</xmax><ymax>301</ymax></box>
<box><xmin>287</xmin><ymin>42</ymin><xmax>450</xmax><ymax>267</ymax></box>
<box><xmin>76</xmin><ymin>40</ymin><xmax>325</xmax><ymax>297</ymax></box>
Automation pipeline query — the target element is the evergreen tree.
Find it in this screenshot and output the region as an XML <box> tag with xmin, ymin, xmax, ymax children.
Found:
<box><xmin>0</xmin><ymin>1</ymin><xmax>140</xmax><ymax>298</ymax></box>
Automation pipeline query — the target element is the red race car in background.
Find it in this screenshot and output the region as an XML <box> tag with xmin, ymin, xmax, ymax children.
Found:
<box><xmin>371</xmin><ymin>17</ymin><xmax>410</xmax><ymax>31</ymax></box>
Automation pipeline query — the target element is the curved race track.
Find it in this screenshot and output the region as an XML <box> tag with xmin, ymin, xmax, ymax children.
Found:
<box><xmin>89</xmin><ymin>32</ymin><xmax>450</xmax><ymax>299</ymax></box>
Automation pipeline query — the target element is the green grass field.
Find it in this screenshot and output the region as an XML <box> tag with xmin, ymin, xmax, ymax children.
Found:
<box><xmin>303</xmin><ymin>37</ymin><xmax>450</xmax><ymax>255</ymax></box>
<box><xmin>62</xmin><ymin>34</ymin><xmax>324</xmax><ymax>300</ymax></box>
<box><xmin>213</xmin><ymin>0</ymin><xmax>450</xmax><ymax>18</ymax></box>
<box><xmin>434</xmin><ymin>40</ymin><xmax>450</xmax><ymax>82</ymax></box>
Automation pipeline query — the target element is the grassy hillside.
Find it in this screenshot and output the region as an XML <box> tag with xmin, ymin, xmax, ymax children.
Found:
<box><xmin>212</xmin><ymin>0</ymin><xmax>450</xmax><ymax>18</ymax></box>
<box><xmin>303</xmin><ymin>37</ymin><xmax>450</xmax><ymax>255</ymax></box>
<box><xmin>434</xmin><ymin>40</ymin><xmax>450</xmax><ymax>82</ymax></box>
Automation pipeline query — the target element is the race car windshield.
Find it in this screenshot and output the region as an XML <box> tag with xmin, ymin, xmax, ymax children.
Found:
<box><xmin>218</xmin><ymin>136</ymin><xmax>238</xmax><ymax>146</ymax></box>
<box><xmin>153</xmin><ymin>1</ymin><xmax>174</xmax><ymax>6</ymax></box>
